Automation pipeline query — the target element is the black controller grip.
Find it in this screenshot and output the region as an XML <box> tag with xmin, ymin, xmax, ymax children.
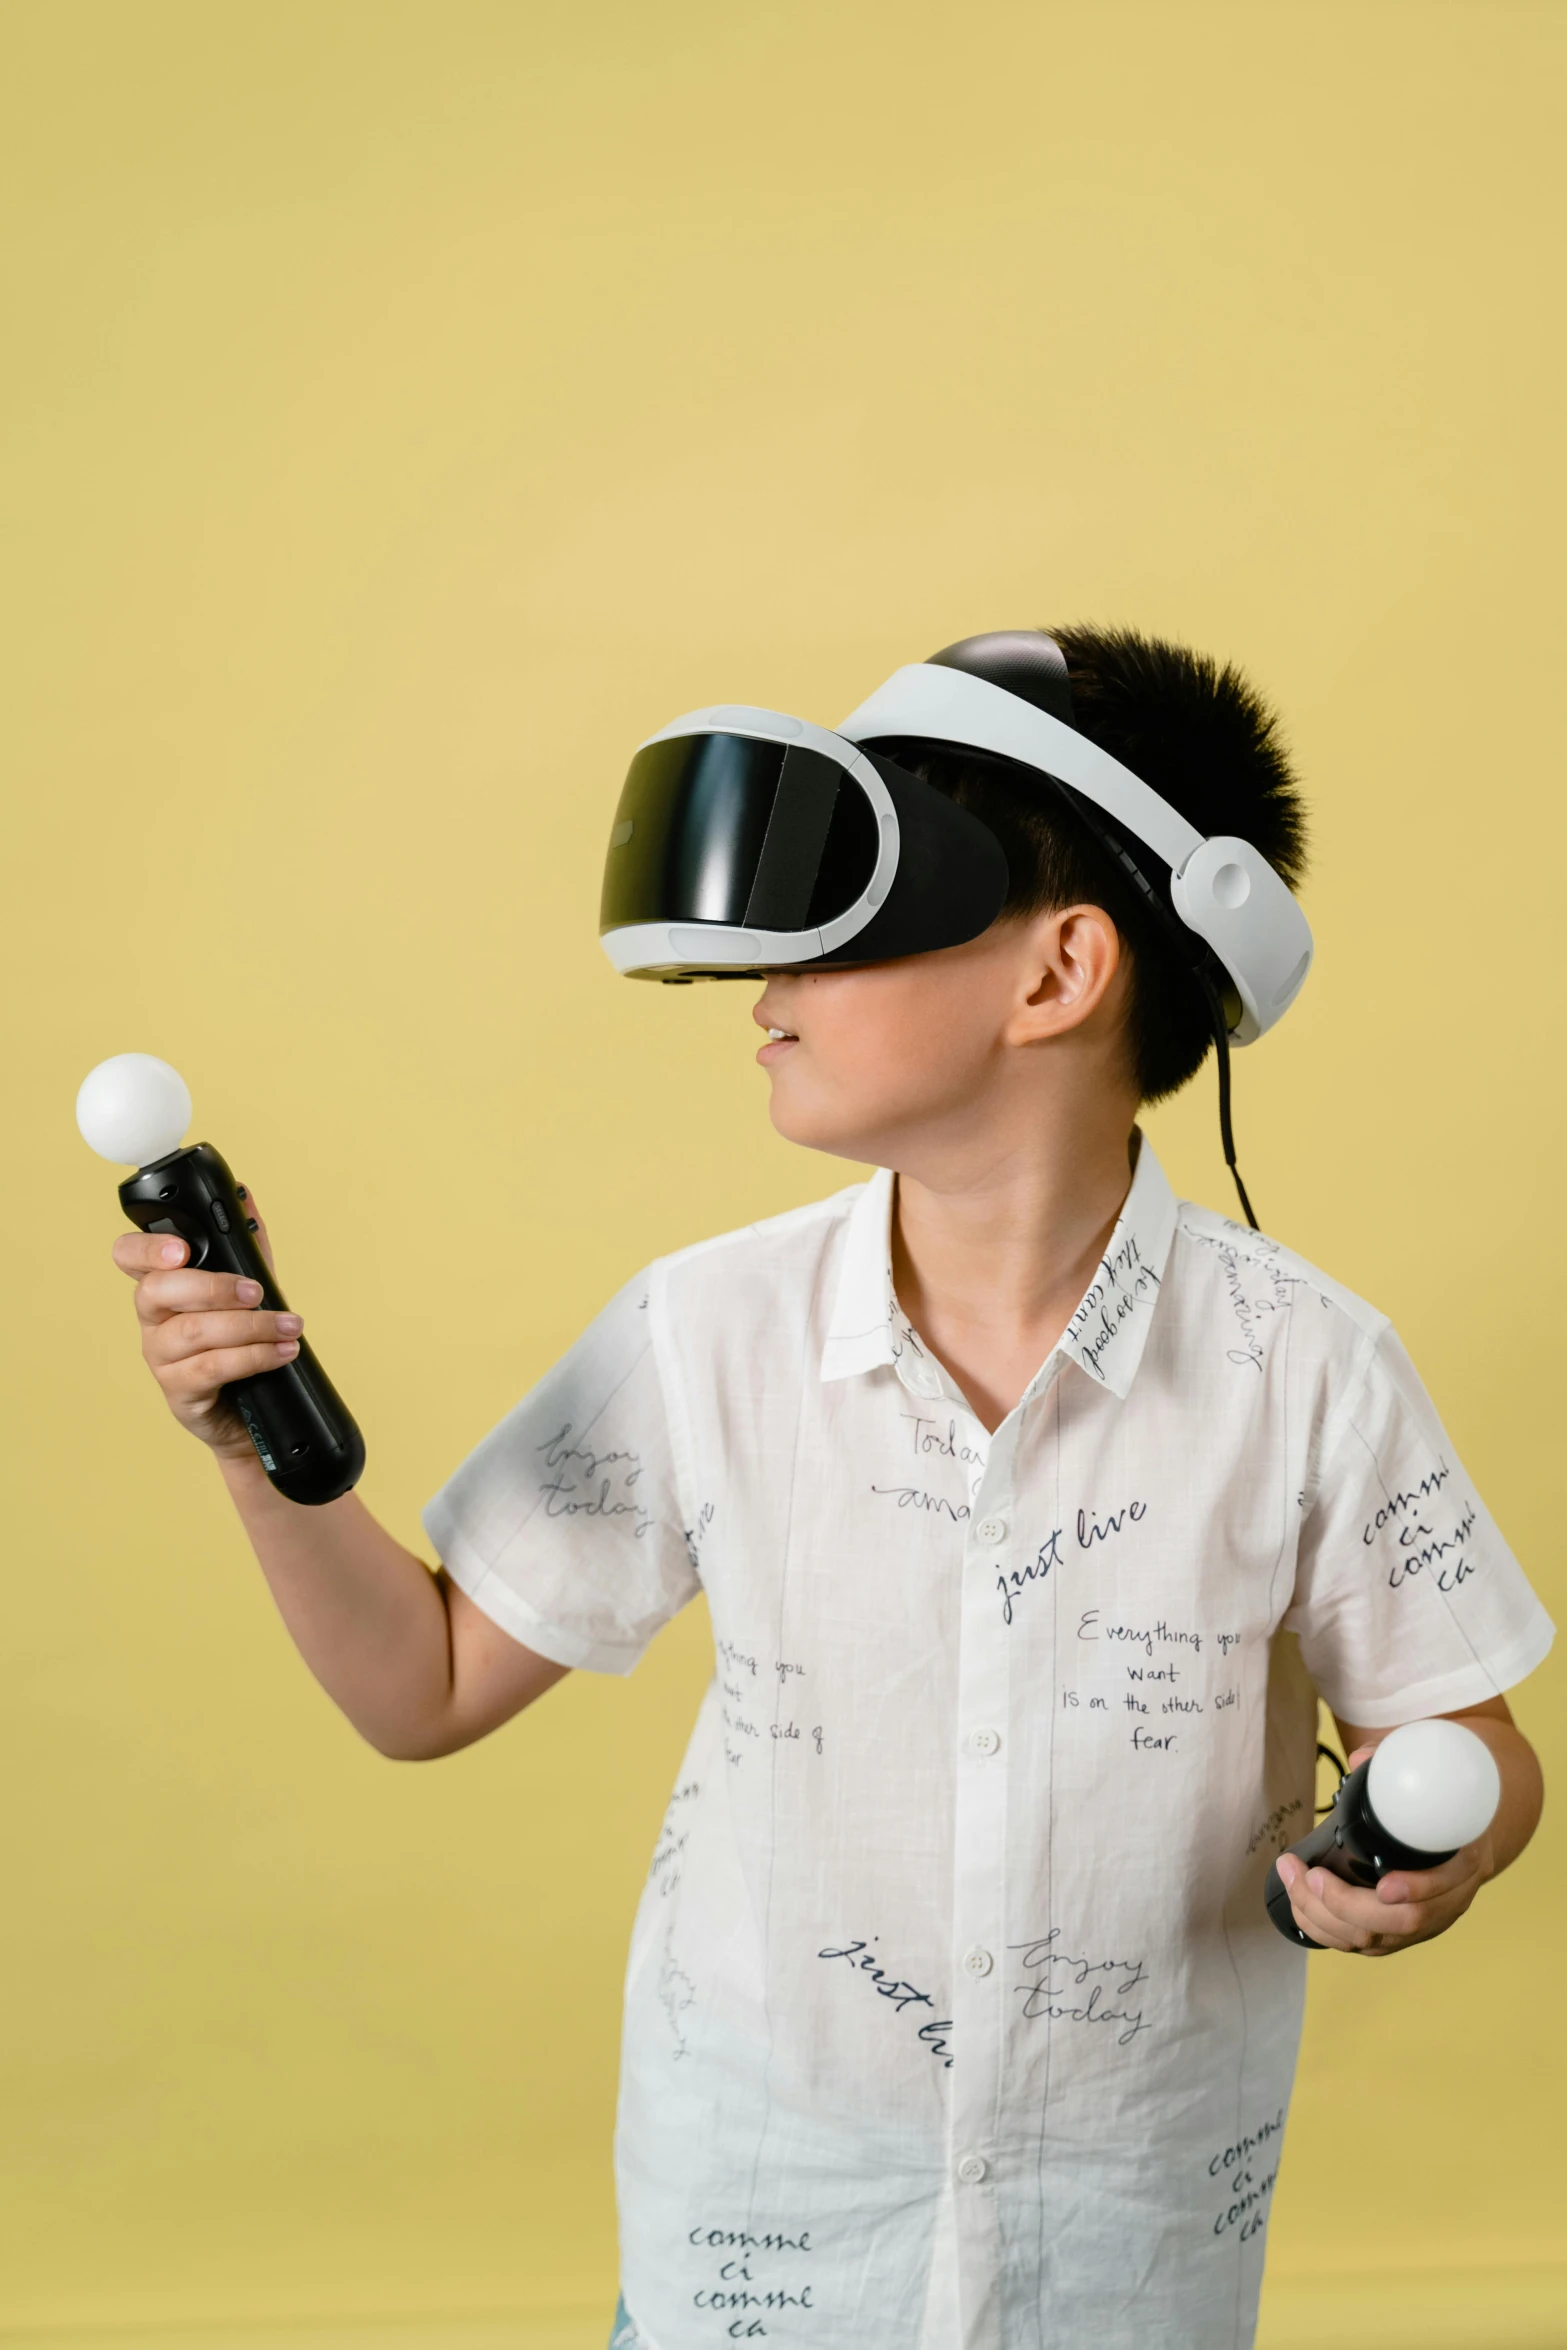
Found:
<box><xmin>119</xmin><ymin>1141</ymin><xmax>365</xmax><ymax>1506</ymax></box>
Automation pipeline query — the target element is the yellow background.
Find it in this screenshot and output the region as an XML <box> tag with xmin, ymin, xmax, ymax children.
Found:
<box><xmin>3</xmin><ymin>2</ymin><xmax>1564</xmax><ymax>2342</ymax></box>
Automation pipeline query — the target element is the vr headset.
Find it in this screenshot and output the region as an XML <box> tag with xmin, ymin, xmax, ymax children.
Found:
<box><xmin>599</xmin><ymin>631</ymin><xmax>1313</xmax><ymax>1223</ymax></box>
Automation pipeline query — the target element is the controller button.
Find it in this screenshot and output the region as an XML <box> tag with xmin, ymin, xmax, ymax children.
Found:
<box><xmin>210</xmin><ymin>1199</ymin><xmax>231</xmax><ymax>1233</ymax></box>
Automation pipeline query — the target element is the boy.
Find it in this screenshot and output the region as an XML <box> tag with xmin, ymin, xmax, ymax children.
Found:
<box><xmin>113</xmin><ymin>626</ymin><xmax>1549</xmax><ymax>2350</ymax></box>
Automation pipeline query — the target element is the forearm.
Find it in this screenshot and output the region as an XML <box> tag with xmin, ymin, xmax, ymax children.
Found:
<box><xmin>112</xmin><ymin>1219</ymin><xmax>565</xmax><ymax>1756</ymax></box>
<box><xmin>217</xmin><ymin>1447</ymin><xmax>459</xmax><ymax>1756</ymax></box>
<box><xmin>1442</xmin><ymin>1711</ymin><xmax>1543</xmax><ymax>1879</ymax></box>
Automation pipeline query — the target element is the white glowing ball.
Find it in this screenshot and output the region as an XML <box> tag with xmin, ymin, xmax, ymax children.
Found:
<box><xmin>76</xmin><ymin>1054</ymin><xmax>192</xmax><ymax>1167</ymax></box>
<box><xmin>1367</xmin><ymin>1718</ymin><xmax>1502</xmax><ymax>1853</ymax></box>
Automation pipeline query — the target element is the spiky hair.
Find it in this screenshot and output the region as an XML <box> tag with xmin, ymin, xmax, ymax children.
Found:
<box><xmin>892</xmin><ymin>623</ymin><xmax>1308</xmax><ymax>1102</ymax></box>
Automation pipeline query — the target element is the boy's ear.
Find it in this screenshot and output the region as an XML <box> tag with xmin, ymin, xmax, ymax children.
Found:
<box><xmin>1004</xmin><ymin>903</ymin><xmax>1125</xmax><ymax>1046</ymax></box>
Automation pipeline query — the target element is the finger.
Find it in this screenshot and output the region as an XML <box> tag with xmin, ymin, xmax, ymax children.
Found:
<box><xmin>1284</xmin><ymin>1888</ymin><xmax>1361</xmax><ymax>1952</ymax></box>
<box><xmin>113</xmin><ymin>1231</ymin><xmax>190</xmax><ymax>1276</ymax></box>
<box><xmin>133</xmin><ymin>1268</ymin><xmax>267</xmax><ymax>1325</ymax></box>
<box><xmin>1362</xmin><ymin>1875</ymin><xmax>1483</xmax><ymax>1943</ymax></box>
<box><xmin>161</xmin><ymin>1338</ymin><xmax>300</xmax><ymax>1393</ymax></box>
<box><xmin>1378</xmin><ymin>1843</ymin><xmax>1484</xmax><ymax>1906</ymax></box>
<box><xmin>1274</xmin><ymin>1859</ymin><xmax>1362</xmax><ymax>1952</ymax></box>
<box><xmin>1280</xmin><ymin>1848</ymin><xmax>1484</xmax><ymax>1951</ymax></box>
<box><xmin>150</xmin><ymin>1308</ymin><xmax>303</xmax><ymax>1365</ymax></box>
<box><xmin>1340</xmin><ymin>1881</ymin><xmax>1475</xmax><ymax>1949</ymax></box>
<box><xmin>1345</xmin><ymin>1745</ymin><xmax>1374</xmax><ymax>1769</ymax></box>
<box><xmin>1301</xmin><ymin>1867</ymin><xmax>1436</xmax><ymax>1954</ymax></box>
<box><xmin>1285</xmin><ymin>1864</ymin><xmax>1385</xmax><ymax>1952</ymax></box>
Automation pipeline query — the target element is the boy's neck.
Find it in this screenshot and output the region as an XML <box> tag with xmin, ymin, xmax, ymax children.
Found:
<box><xmin>889</xmin><ymin>1108</ymin><xmax>1140</xmax><ymax>1435</ymax></box>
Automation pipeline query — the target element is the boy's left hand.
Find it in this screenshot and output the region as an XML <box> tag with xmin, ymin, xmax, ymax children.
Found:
<box><xmin>1273</xmin><ymin>1746</ymin><xmax>1493</xmax><ymax>1956</ymax></box>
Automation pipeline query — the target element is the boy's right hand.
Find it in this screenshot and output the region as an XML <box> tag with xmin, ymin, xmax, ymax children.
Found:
<box><xmin>112</xmin><ymin>1197</ymin><xmax>304</xmax><ymax>1460</ymax></box>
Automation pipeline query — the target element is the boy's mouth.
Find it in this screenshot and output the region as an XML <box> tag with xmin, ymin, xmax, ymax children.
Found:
<box><xmin>755</xmin><ymin>1019</ymin><xmax>799</xmax><ymax>1066</ymax></box>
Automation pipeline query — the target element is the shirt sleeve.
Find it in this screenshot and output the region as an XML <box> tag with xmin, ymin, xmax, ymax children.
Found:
<box><xmin>1284</xmin><ymin>1324</ymin><xmax>1554</xmax><ymax>1726</ymax></box>
<box><xmin>421</xmin><ymin>1269</ymin><xmax>699</xmax><ymax>1675</ymax></box>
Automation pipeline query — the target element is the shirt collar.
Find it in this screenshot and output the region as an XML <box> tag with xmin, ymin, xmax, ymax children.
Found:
<box><xmin>819</xmin><ymin>1169</ymin><xmax>901</xmax><ymax>1385</ymax></box>
<box><xmin>820</xmin><ymin>1137</ymin><xmax>1178</xmax><ymax>1404</ymax></box>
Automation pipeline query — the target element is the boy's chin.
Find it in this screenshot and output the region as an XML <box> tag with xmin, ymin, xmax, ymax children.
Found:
<box><xmin>766</xmin><ymin>1086</ymin><xmax>881</xmax><ymax>1165</ymax></box>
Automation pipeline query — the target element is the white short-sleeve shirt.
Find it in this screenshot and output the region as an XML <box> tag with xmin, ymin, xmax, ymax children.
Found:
<box><xmin>424</xmin><ymin>1141</ymin><xmax>1551</xmax><ymax>2350</ymax></box>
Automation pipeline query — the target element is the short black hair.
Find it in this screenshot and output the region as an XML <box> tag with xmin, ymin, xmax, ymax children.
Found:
<box><xmin>882</xmin><ymin>624</ymin><xmax>1308</xmax><ymax>1103</ymax></box>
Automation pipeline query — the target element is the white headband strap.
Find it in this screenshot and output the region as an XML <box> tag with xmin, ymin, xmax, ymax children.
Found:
<box><xmin>839</xmin><ymin>663</ymin><xmax>1204</xmax><ymax>876</ymax></box>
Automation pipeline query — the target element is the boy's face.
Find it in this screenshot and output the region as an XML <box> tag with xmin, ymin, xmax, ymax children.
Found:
<box><xmin>752</xmin><ymin>905</ymin><xmax>1133</xmax><ymax>1169</ymax></box>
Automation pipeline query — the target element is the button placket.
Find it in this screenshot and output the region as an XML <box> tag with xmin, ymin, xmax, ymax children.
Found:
<box><xmin>949</xmin><ymin>1422</ymin><xmax>1016</xmax><ymax>2265</ymax></box>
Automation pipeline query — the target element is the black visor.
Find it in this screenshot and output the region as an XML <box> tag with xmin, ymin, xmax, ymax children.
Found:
<box><xmin>600</xmin><ymin>734</ymin><xmax>880</xmax><ymax>935</ymax></box>
<box><xmin>600</xmin><ymin>718</ymin><xmax>1010</xmax><ymax>977</ymax></box>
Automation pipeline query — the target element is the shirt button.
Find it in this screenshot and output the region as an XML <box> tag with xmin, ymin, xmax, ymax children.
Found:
<box><xmin>976</xmin><ymin>1516</ymin><xmax>1007</xmax><ymax>1545</ymax></box>
<box><xmin>963</xmin><ymin>1946</ymin><xmax>994</xmax><ymax>1977</ymax></box>
<box><xmin>957</xmin><ymin>2153</ymin><xmax>989</xmax><ymax>2184</ymax></box>
<box><xmin>967</xmin><ymin>1727</ymin><xmax>1000</xmax><ymax>1757</ymax></box>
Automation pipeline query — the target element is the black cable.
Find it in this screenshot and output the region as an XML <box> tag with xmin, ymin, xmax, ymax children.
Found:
<box><xmin>1036</xmin><ymin>773</ymin><xmax>1265</xmax><ymax>1231</ymax></box>
<box><xmin>1315</xmin><ymin>1740</ymin><xmax>1348</xmax><ymax>1815</ymax></box>
<box><xmin>958</xmin><ymin>749</ymin><xmax>1267</xmax><ymax>1232</ymax></box>
<box><xmin>1199</xmin><ymin>971</ymin><xmax>1260</xmax><ymax>1230</ymax></box>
